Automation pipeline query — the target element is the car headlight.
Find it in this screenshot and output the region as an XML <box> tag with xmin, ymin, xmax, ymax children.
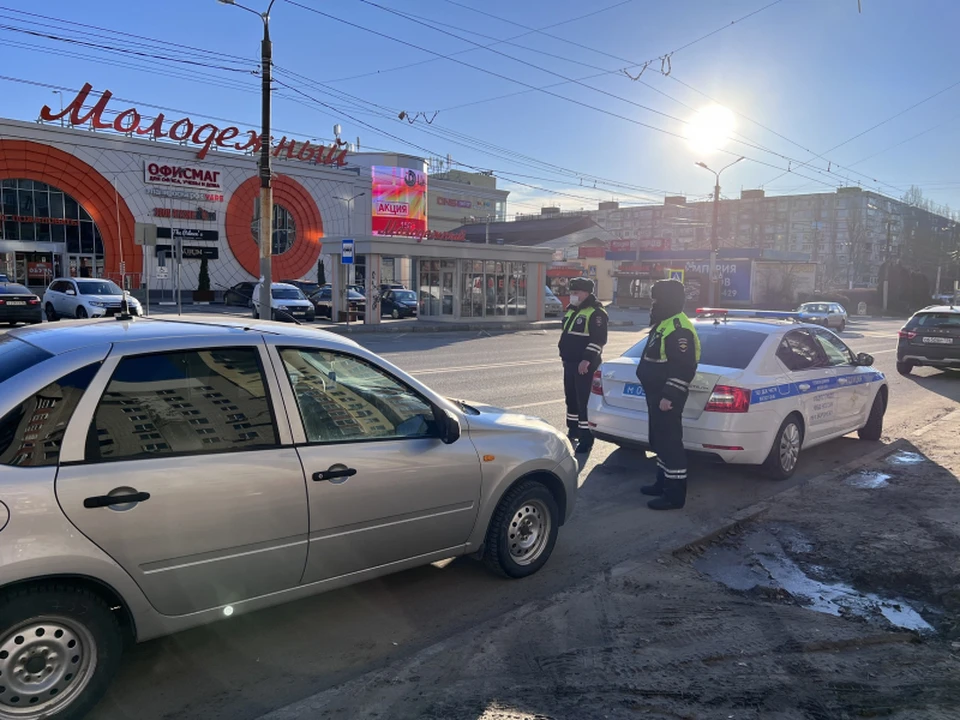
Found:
<box><xmin>88</xmin><ymin>300</ymin><xmax>105</xmax><ymax>307</ymax></box>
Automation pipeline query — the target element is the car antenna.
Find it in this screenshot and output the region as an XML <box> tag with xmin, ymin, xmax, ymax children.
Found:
<box><xmin>117</xmin><ymin>281</ymin><xmax>134</xmax><ymax>321</ymax></box>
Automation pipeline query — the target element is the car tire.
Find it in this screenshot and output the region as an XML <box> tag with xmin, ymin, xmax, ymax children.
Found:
<box><xmin>762</xmin><ymin>414</ymin><xmax>804</xmax><ymax>481</ymax></box>
<box><xmin>45</xmin><ymin>303</ymin><xmax>58</xmax><ymax>322</ymax></box>
<box><xmin>896</xmin><ymin>360</ymin><xmax>914</xmax><ymax>376</ymax></box>
<box><xmin>74</xmin><ymin>307</ymin><xmax>87</xmax><ymax>320</ymax></box>
<box><xmin>858</xmin><ymin>390</ymin><xmax>886</xmax><ymax>441</ymax></box>
<box><xmin>482</xmin><ymin>479</ymin><xmax>560</xmax><ymax>579</ymax></box>
<box><xmin>251</xmin><ymin>306</ymin><xmax>259</xmax><ymax>319</ymax></box>
<box><xmin>838</xmin><ymin>319</ymin><xmax>846</xmax><ymax>332</ymax></box>
<box><xmin>0</xmin><ymin>584</ymin><xmax>124</xmax><ymax>720</ymax></box>
<box><xmin>391</xmin><ymin>308</ymin><xmax>399</xmax><ymax>319</ymax></box>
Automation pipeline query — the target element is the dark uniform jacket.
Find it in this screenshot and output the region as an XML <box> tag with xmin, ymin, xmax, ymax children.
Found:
<box><xmin>636</xmin><ymin>313</ymin><xmax>699</xmax><ymax>407</ymax></box>
<box><xmin>558</xmin><ymin>295</ymin><xmax>609</xmax><ymax>368</ymax></box>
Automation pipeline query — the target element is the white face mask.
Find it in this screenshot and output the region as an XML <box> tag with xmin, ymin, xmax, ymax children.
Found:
<box><xmin>568</xmin><ymin>294</ymin><xmax>582</xmax><ymax>306</ymax></box>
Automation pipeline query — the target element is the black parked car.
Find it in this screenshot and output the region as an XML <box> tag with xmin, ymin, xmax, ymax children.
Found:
<box><xmin>224</xmin><ymin>281</ymin><xmax>256</xmax><ymax>306</ymax></box>
<box><xmin>309</xmin><ymin>286</ymin><xmax>366</xmax><ymax>320</ymax></box>
<box><xmin>0</xmin><ymin>281</ymin><xmax>42</xmax><ymax>325</ymax></box>
<box><xmin>381</xmin><ymin>288</ymin><xmax>418</xmax><ymax>319</ymax></box>
<box><xmin>897</xmin><ymin>305</ymin><xmax>960</xmax><ymax>375</ymax></box>
<box><xmin>282</xmin><ymin>280</ymin><xmax>323</xmax><ymax>298</ymax></box>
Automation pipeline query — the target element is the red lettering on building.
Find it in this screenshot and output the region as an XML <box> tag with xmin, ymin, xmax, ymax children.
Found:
<box><xmin>272</xmin><ymin>136</ymin><xmax>298</xmax><ymax>160</ymax></box>
<box><xmin>39</xmin><ymin>83</ymin><xmax>352</xmax><ymax>167</ymax></box>
<box><xmin>296</xmin><ymin>141</ymin><xmax>317</xmax><ymax>163</ymax></box>
<box><xmin>379</xmin><ymin>219</ymin><xmax>466</xmax><ymax>242</ymax></box>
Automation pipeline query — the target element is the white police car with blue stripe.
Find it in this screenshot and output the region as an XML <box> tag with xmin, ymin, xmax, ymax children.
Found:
<box><xmin>587</xmin><ymin>309</ymin><xmax>888</xmax><ymax>479</ymax></box>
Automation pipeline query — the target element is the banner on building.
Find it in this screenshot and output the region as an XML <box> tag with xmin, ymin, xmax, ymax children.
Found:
<box><xmin>684</xmin><ymin>260</ymin><xmax>752</xmax><ymax>302</ymax></box>
<box><xmin>371</xmin><ymin>166</ymin><xmax>427</xmax><ymax>237</ymax></box>
<box><xmin>156</xmin><ymin>228</ymin><xmax>219</xmax><ymax>242</ymax></box>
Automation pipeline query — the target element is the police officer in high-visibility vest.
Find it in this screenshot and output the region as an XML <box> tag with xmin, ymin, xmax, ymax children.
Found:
<box><xmin>636</xmin><ymin>279</ymin><xmax>700</xmax><ymax>510</ymax></box>
<box><xmin>558</xmin><ymin>277</ymin><xmax>608</xmax><ymax>453</ymax></box>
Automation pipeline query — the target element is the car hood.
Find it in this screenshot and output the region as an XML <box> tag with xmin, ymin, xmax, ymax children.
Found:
<box><xmin>451</xmin><ymin>399</ymin><xmax>571</xmax><ymax>454</ymax></box>
<box><xmin>273</xmin><ymin>300</ymin><xmax>312</xmax><ymax>307</ymax></box>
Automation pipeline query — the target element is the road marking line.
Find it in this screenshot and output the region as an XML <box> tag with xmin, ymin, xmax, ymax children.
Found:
<box><xmin>505</xmin><ymin>399</ymin><xmax>566</xmax><ymax>410</ymax></box>
<box><xmin>413</xmin><ymin>358</ymin><xmax>559</xmax><ymax>375</ymax></box>
<box><xmin>913</xmin><ymin>409</ymin><xmax>960</xmax><ymax>437</ymax></box>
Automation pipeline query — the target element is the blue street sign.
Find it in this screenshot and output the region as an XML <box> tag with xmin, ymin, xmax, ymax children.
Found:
<box><xmin>341</xmin><ymin>238</ymin><xmax>355</xmax><ymax>265</ymax></box>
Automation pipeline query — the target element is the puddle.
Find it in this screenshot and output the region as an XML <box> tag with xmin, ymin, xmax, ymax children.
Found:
<box><xmin>695</xmin><ymin>529</ymin><xmax>934</xmax><ymax>633</ymax></box>
<box><xmin>845</xmin><ymin>471</ymin><xmax>891</xmax><ymax>489</ymax></box>
<box><xmin>887</xmin><ymin>451</ymin><xmax>927</xmax><ymax>466</ymax></box>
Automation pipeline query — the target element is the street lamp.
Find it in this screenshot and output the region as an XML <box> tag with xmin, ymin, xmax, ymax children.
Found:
<box><xmin>696</xmin><ymin>157</ymin><xmax>744</xmax><ymax>306</ymax></box>
<box><xmin>334</xmin><ymin>192</ymin><xmax>366</xmax><ymax>325</ymax></box>
<box><xmin>52</xmin><ymin>90</ymin><xmax>64</xmax><ymax>127</ymax></box>
<box><xmin>218</xmin><ymin>0</ymin><xmax>277</xmax><ymax>320</ymax></box>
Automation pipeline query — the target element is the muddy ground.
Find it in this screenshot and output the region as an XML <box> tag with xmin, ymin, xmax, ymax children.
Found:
<box><xmin>261</xmin><ymin>438</ymin><xmax>960</xmax><ymax>720</ymax></box>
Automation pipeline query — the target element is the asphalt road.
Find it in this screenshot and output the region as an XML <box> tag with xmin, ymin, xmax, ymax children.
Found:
<box><xmin>5</xmin><ymin>317</ymin><xmax>958</xmax><ymax>720</ymax></box>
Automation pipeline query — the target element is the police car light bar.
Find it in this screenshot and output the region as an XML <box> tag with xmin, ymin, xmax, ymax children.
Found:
<box><xmin>695</xmin><ymin>308</ymin><xmax>803</xmax><ymax>321</ymax></box>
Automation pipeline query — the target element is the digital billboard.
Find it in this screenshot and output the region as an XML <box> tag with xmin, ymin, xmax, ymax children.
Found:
<box><xmin>371</xmin><ymin>166</ymin><xmax>427</xmax><ymax>237</ymax></box>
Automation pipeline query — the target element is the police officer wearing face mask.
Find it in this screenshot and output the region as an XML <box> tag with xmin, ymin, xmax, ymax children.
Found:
<box><xmin>558</xmin><ymin>277</ymin><xmax>608</xmax><ymax>453</ymax></box>
<box><xmin>636</xmin><ymin>279</ymin><xmax>700</xmax><ymax>510</ymax></box>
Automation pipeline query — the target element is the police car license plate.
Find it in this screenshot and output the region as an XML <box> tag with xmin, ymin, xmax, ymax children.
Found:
<box><xmin>622</xmin><ymin>383</ymin><xmax>646</xmax><ymax>397</ymax></box>
<box><xmin>923</xmin><ymin>336</ymin><xmax>952</xmax><ymax>344</ymax></box>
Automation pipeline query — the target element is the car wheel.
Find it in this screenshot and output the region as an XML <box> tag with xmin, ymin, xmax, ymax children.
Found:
<box><xmin>0</xmin><ymin>584</ymin><xmax>123</xmax><ymax>720</ymax></box>
<box><xmin>482</xmin><ymin>479</ymin><xmax>560</xmax><ymax>579</ymax></box>
<box><xmin>838</xmin><ymin>319</ymin><xmax>846</xmax><ymax>332</ymax></box>
<box><xmin>74</xmin><ymin>307</ymin><xmax>87</xmax><ymax>320</ymax></box>
<box><xmin>44</xmin><ymin>303</ymin><xmax>58</xmax><ymax>322</ymax></box>
<box><xmin>762</xmin><ymin>414</ymin><xmax>804</xmax><ymax>481</ymax></box>
<box><xmin>391</xmin><ymin>308</ymin><xmax>399</xmax><ymax>319</ymax></box>
<box><xmin>858</xmin><ymin>390</ymin><xmax>886</xmax><ymax>441</ymax></box>
<box><xmin>251</xmin><ymin>305</ymin><xmax>259</xmax><ymax>319</ymax></box>
<box><xmin>896</xmin><ymin>360</ymin><xmax>914</xmax><ymax>376</ymax></box>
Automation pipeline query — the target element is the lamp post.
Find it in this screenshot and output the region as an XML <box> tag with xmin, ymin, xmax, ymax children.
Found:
<box><xmin>218</xmin><ymin>0</ymin><xmax>276</xmax><ymax>320</ymax></box>
<box><xmin>335</xmin><ymin>192</ymin><xmax>366</xmax><ymax>316</ymax></box>
<box><xmin>52</xmin><ymin>91</ymin><xmax>64</xmax><ymax>127</ymax></box>
<box><xmin>696</xmin><ymin>157</ymin><xmax>744</xmax><ymax>306</ymax></box>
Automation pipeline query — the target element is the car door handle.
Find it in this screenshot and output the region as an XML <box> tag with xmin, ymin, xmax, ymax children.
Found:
<box><xmin>312</xmin><ymin>467</ymin><xmax>357</xmax><ymax>482</ymax></box>
<box><xmin>83</xmin><ymin>491</ymin><xmax>151</xmax><ymax>509</ymax></box>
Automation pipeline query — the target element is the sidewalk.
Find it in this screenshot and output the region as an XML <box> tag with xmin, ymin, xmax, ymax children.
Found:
<box><xmin>256</xmin><ymin>431</ymin><xmax>960</xmax><ymax>720</ymax></box>
<box><xmin>143</xmin><ymin>303</ymin><xmax>646</xmax><ymax>334</ymax></box>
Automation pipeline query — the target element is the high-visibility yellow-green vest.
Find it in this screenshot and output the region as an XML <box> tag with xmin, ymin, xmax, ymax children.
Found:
<box><xmin>648</xmin><ymin>312</ymin><xmax>701</xmax><ymax>363</ymax></box>
<box><xmin>562</xmin><ymin>305</ymin><xmax>598</xmax><ymax>336</ymax></box>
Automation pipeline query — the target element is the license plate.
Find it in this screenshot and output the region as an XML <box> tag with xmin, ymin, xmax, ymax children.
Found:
<box><xmin>5</xmin><ymin>301</ymin><xmax>25</xmax><ymax>306</ymax></box>
<box><xmin>922</xmin><ymin>336</ymin><xmax>953</xmax><ymax>344</ymax></box>
<box><xmin>622</xmin><ymin>383</ymin><xmax>646</xmax><ymax>397</ymax></box>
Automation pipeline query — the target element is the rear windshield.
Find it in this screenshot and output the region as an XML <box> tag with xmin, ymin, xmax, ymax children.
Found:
<box><xmin>0</xmin><ymin>335</ymin><xmax>53</xmax><ymax>384</ymax></box>
<box><xmin>623</xmin><ymin>326</ymin><xmax>767</xmax><ymax>370</ymax></box>
<box><xmin>0</xmin><ymin>284</ymin><xmax>32</xmax><ymax>295</ymax></box>
<box><xmin>911</xmin><ymin>312</ymin><xmax>960</xmax><ymax>327</ymax></box>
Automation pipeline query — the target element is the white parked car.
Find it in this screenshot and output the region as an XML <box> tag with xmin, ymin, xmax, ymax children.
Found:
<box><xmin>588</xmin><ymin>309</ymin><xmax>888</xmax><ymax>479</ymax></box>
<box><xmin>43</xmin><ymin>278</ymin><xmax>142</xmax><ymax>321</ymax></box>
<box><xmin>544</xmin><ymin>286</ymin><xmax>564</xmax><ymax>317</ymax></box>
<box><xmin>251</xmin><ymin>282</ymin><xmax>316</xmax><ymax>322</ymax></box>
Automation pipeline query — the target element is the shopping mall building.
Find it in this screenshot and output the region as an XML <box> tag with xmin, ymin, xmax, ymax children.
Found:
<box><xmin>0</xmin><ymin>83</ymin><xmax>548</xmax><ymax>323</ymax></box>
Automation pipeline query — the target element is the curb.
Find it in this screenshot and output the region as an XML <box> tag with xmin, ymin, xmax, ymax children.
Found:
<box><xmin>669</xmin><ymin>438</ymin><xmax>910</xmax><ymax>558</ymax></box>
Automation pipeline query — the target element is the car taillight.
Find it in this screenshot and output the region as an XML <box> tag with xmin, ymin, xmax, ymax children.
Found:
<box><xmin>898</xmin><ymin>330</ymin><xmax>916</xmax><ymax>340</ymax></box>
<box><xmin>591</xmin><ymin>370</ymin><xmax>604</xmax><ymax>395</ymax></box>
<box><xmin>28</xmin><ymin>298</ymin><xmax>39</xmax><ymax>305</ymax></box>
<box><xmin>704</xmin><ymin>385</ymin><xmax>751</xmax><ymax>413</ymax></box>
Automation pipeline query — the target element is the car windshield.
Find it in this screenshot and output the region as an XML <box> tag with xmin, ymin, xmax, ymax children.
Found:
<box><xmin>294</xmin><ymin>283</ymin><xmax>320</xmax><ymax>295</ymax></box>
<box><xmin>348</xmin><ymin>290</ymin><xmax>366</xmax><ymax>300</ymax></box>
<box><xmin>272</xmin><ymin>288</ymin><xmax>305</xmax><ymax>300</ymax></box>
<box><xmin>623</xmin><ymin>326</ymin><xmax>767</xmax><ymax>370</ymax></box>
<box><xmin>913</xmin><ymin>312</ymin><xmax>960</xmax><ymax>327</ymax></box>
<box><xmin>77</xmin><ymin>281</ymin><xmax>123</xmax><ymax>296</ymax></box>
<box><xmin>800</xmin><ymin>304</ymin><xmax>829</xmax><ymax>313</ymax></box>
<box><xmin>392</xmin><ymin>291</ymin><xmax>416</xmax><ymax>302</ymax></box>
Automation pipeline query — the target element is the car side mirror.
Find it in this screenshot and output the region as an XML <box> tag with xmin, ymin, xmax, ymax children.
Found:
<box><xmin>435</xmin><ymin>407</ymin><xmax>461</xmax><ymax>444</ymax></box>
<box><xmin>65</xmin><ymin>289</ymin><xmax>76</xmax><ymax>296</ymax></box>
<box><xmin>856</xmin><ymin>352</ymin><xmax>874</xmax><ymax>367</ymax></box>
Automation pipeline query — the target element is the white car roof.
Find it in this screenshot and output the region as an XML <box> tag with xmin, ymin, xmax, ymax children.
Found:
<box><xmin>691</xmin><ymin>317</ymin><xmax>803</xmax><ymax>336</ymax></box>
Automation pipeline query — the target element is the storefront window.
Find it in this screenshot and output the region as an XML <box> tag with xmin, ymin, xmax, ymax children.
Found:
<box><xmin>0</xmin><ymin>179</ymin><xmax>103</xmax><ymax>285</ymax></box>
<box><xmin>252</xmin><ymin>202</ymin><xmax>297</xmax><ymax>256</ymax></box>
<box><xmin>454</xmin><ymin>260</ymin><xmax>527</xmax><ymax>319</ymax></box>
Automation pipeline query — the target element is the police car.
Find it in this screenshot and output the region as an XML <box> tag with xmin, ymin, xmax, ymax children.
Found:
<box><xmin>587</xmin><ymin>309</ymin><xmax>888</xmax><ymax>479</ymax></box>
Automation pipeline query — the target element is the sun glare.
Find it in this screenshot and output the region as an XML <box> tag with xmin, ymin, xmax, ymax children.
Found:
<box><xmin>685</xmin><ymin>104</ymin><xmax>736</xmax><ymax>154</ymax></box>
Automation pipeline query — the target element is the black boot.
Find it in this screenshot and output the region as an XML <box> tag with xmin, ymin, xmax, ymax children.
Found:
<box><xmin>641</xmin><ymin>469</ymin><xmax>665</xmax><ymax>496</ymax></box>
<box><xmin>576</xmin><ymin>434</ymin><xmax>594</xmax><ymax>453</ymax></box>
<box><xmin>647</xmin><ymin>478</ymin><xmax>686</xmax><ymax>510</ymax></box>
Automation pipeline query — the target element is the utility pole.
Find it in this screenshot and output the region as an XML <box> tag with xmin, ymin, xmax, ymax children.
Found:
<box><xmin>219</xmin><ymin>0</ymin><xmax>276</xmax><ymax>321</ymax></box>
<box><xmin>696</xmin><ymin>157</ymin><xmax>744</xmax><ymax>306</ymax></box>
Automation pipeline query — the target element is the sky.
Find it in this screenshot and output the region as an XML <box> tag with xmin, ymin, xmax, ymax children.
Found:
<box><xmin>1</xmin><ymin>0</ymin><xmax>959</xmax><ymax>217</ymax></box>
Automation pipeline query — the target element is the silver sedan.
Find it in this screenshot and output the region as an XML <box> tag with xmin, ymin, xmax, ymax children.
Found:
<box><xmin>0</xmin><ymin>317</ymin><xmax>577</xmax><ymax>720</ymax></box>
<box><xmin>797</xmin><ymin>302</ymin><xmax>848</xmax><ymax>331</ymax></box>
